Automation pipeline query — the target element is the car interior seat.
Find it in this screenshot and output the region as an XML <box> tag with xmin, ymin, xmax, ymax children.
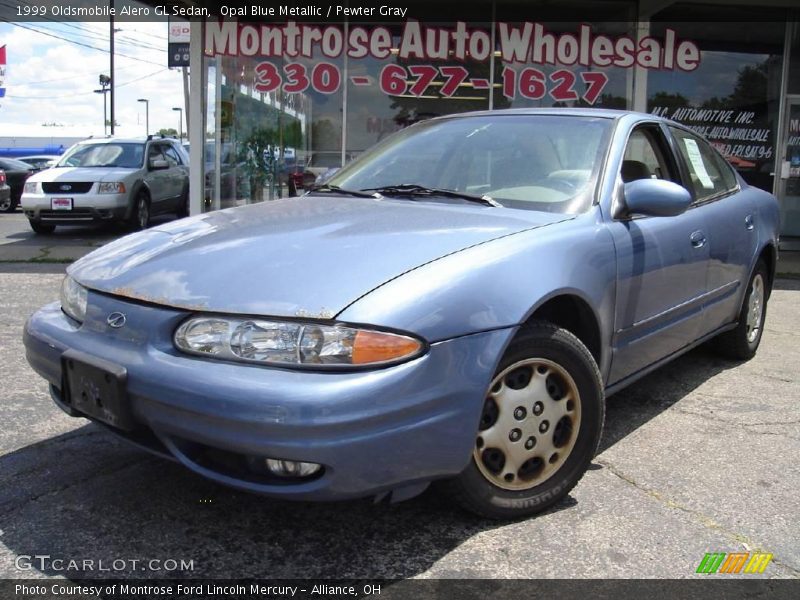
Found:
<box><xmin>621</xmin><ymin>160</ymin><xmax>652</xmax><ymax>183</ymax></box>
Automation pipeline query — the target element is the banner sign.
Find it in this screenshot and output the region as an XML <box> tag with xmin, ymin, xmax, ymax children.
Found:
<box><xmin>0</xmin><ymin>45</ymin><xmax>6</xmax><ymax>100</ymax></box>
<box><xmin>204</xmin><ymin>20</ymin><xmax>701</xmax><ymax>104</ymax></box>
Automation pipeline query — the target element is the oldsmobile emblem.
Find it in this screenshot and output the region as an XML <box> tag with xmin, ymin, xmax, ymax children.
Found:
<box><xmin>106</xmin><ymin>312</ymin><xmax>127</xmax><ymax>328</ymax></box>
<box><xmin>60</xmin><ymin>184</ymin><xmax>72</xmax><ymax>191</ymax></box>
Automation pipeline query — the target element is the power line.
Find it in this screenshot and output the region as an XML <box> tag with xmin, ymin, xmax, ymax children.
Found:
<box><xmin>13</xmin><ymin>65</ymin><xmax>140</xmax><ymax>86</ymax></box>
<box><xmin>5</xmin><ymin>68</ymin><xmax>171</xmax><ymax>99</ymax></box>
<box><xmin>0</xmin><ymin>20</ymin><xmax>166</xmax><ymax>67</ymax></box>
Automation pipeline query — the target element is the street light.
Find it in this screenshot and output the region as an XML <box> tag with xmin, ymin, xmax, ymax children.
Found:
<box><xmin>137</xmin><ymin>98</ymin><xmax>149</xmax><ymax>136</ymax></box>
<box><xmin>172</xmin><ymin>107</ymin><xmax>183</xmax><ymax>141</ymax></box>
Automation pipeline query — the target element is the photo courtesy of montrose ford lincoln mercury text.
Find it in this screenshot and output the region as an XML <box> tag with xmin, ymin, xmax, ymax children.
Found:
<box><xmin>23</xmin><ymin>109</ymin><xmax>779</xmax><ymax>519</ymax></box>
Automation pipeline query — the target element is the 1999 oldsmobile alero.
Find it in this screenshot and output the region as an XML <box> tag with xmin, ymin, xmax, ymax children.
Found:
<box><xmin>24</xmin><ymin>109</ymin><xmax>779</xmax><ymax>519</ymax></box>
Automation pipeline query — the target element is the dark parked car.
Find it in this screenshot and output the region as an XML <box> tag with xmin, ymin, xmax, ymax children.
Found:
<box><xmin>0</xmin><ymin>157</ymin><xmax>34</xmax><ymax>212</ymax></box>
<box><xmin>17</xmin><ymin>155</ymin><xmax>61</xmax><ymax>171</ymax></box>
<box><xmin>0</xmin><ymin>171</ymin><xmax>11</xmax><ymax>211</ymax></box>
<box><xmin>24</xmin><ymin>109</ymin><xmax>779</xmax><ymax>519</ymax></box>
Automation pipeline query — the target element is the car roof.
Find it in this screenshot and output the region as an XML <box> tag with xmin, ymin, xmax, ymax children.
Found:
<box><xmin>439</xmin><ymin>107</ymin><xmax>656</xmax><ymax>121</ymax></box>
<box><xmin>77</xmin><ymin>136</ymin><xmax>179</xmax><ymax>145</ymax></box>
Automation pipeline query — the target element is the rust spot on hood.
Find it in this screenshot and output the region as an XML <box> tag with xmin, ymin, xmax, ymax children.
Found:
<box><xmin>108</xmin><ymin>287</ymin><xmax>210</xmax><ymax>312</ymax></box>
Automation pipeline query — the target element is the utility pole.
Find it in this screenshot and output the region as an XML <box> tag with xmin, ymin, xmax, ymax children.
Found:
<box><xmin>182</xmin><ymin>67</ymin><xmax>190</xmax><ymax>141</ymax></box>
<box><xmin>109</xmin><ymin>0</ymin><xmax>115</xmax><ymax>135</ymax></box>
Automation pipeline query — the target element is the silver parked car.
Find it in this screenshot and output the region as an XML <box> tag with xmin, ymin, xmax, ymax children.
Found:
<box><xmin>21</xmin><ymin>137</ymin><xmax>189</xmax><ymax>234</ymax></box>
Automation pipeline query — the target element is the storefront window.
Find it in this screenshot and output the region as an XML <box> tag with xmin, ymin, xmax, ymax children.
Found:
<box><xmin>649</xmin><ymin>9</ymin><xmax>786</xmax><ymax>193</ymax></box>
<box><xmin>345</xmin><ymin>21</ymin><xmax>494</xmax><ymax>158</ymax></box>
<box><xmin>203</xmin><ymin>23</ymin><xmax>344</xmax><ymax>210</ymax></box>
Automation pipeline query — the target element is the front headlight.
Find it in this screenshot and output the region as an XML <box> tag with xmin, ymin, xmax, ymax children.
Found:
<box><xmin>97</xmin><ymin>182</ymin><xmax>126</xmax><ymax>194</ymax></box>
<box><xmin>23</xmin><ymin>181</ymin><xmax>39</xmax><ymax>194</ymax></box>
<box><xmin>60</xmin><ymin>276</ymin><xmax>88</xmax><ymax>323</ymax></box>
<box><xmin>174</xmin><ymin>316</ymin><xmax>424</xmax><ymax>368</ymax></box>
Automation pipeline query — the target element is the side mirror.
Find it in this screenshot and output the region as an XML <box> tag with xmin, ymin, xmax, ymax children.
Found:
<box><xmin>149</xmin><ymin>159</ymin><xmax>169</xmax><ymax>170</ymax></box>
<box><xmin>623</xmin><ymin>178</ymin><xmax>692</xmax><ymax>217</ymax></box>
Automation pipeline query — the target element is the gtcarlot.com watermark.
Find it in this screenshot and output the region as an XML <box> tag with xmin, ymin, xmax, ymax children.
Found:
<box><xmin>15</xmin><ymin>554</ymin><xmax>195</xmax><ymax>573</ymax></box>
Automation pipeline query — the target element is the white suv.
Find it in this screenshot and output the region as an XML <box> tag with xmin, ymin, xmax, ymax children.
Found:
<box><xmin>21</xmin><ymin>136</ymin><xmax>189</xmax><ymax>234</ymax></box>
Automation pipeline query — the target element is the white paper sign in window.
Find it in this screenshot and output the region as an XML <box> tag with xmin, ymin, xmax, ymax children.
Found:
<box><xmin>683</xmin><ymin>138</ymin><xmax>715</xmax><ymax>189</ymax></box>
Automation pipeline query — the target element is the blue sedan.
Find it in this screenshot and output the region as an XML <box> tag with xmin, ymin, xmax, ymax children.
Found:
<box><xmin>23</xmin><ymin>109</ymin><xmax>779</xmax><ymax>519</ymax></box>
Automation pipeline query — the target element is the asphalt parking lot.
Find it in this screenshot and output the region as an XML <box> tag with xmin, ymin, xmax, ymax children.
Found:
<box><xmin>0</xmin><ymin>214</ymin><xmax>798</xmax><ymax>580</ymax></box>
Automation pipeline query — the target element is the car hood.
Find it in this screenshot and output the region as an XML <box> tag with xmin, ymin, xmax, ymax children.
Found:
<box><xmin>30</xmin><ymin>167</ymin><xmax>136</xmax><ymax>183</ymax></box>
<box><xmin>69</xmin><ymin>196</ymin><xmax>570</xmax><ymax>317</ymax></box>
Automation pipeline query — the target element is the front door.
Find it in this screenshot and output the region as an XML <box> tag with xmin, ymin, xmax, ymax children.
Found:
<box><xmin>607</xmin><ymin>124</ymin><xmax>710</xmax><ymax>385</ymax></box>
<box><xmin>777</xmin><ymin>98</ymin><xmax>800</xmax><ymax>239</ymax></box>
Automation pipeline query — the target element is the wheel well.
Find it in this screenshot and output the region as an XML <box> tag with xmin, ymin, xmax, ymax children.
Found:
<box><xmin>524</xmin><ymin>295</ymin><xmax>602</xmax><ymax>365</ymax></box>
<box><xmin>759</xmin><ymin>244</ymin><xmax>776</xmax><ymax>294</ymax></box>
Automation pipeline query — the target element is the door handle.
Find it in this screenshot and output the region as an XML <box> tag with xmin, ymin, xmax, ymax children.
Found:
<box><xmin>745</xmin><ymin>214</ymin><xmax>755</xmax><ymax>230</ymax></box>
<box><xmin>690</xmin><ymin>230</ymin><xmax>707</xmax><ymax>248</ymax></box>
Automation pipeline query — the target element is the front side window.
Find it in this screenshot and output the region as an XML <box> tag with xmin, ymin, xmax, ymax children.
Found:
<box><xmin>669</xmin><ymin>126</ymin><xmax>738</xmax><ymax>202</ymax></box>
<box><xmin>621</xmin><ymin>129</ymin><xmax>674</xmax><ymax>183</ymax></box>
<box><xmin>58</xmin><ymin>143</ymin><xmax>144</xmax><ymax>169</ymax></box>
<box><xmin>328</xmin><ymin>115</ymin><xmax>612</xmax><ymax>214</ymax></box>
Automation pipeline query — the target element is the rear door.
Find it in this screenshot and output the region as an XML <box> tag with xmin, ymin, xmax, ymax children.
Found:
<box><xmin>163</xmin><ymin>142</ymin><xmax>188</xmax><ymax>207</ymax></box>
<box><xmin>606</xmin><ymin>123</ymin><xmax>711</xmax><ymax>384</ymax></box>
<box><xmin>665</xmin><ymin>126</ymin><xmax>757</xmax><ymax>334</ymax></box>
<box><xmin>144</xmin><ymin>143</ymin><xmax>170</xmax><ymax>210</ymax></box>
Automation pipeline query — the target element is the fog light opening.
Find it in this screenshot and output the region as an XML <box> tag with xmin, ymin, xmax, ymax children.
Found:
<box><xmin>264</xmin><ymin>458</ymin><xmax>321</xmax><ymax>478</ymax></box>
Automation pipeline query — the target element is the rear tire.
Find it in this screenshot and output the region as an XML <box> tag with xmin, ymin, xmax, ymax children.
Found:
<box><xmin>176</xmin><ymin>187</ymin><xmax>189</xmax><ymax>218</ymax></box>
<box><xmin>713</xmin><ymin>259</ymin><xmax>769</xmax><ymax>360</ymax></box>
<box><xmin>0</xmin><ymin>196</ymin><xmax>14</xmax><ymax>213</ymax></box>
<box><xmin>29</xmin><ymin>220</ymin><xmax>55</xmax><ymax>234</ymax></box>
<box><xmin>444</xmin><ymin>321</ymin><xmax>604</xmax><ymax>520</ymax></box>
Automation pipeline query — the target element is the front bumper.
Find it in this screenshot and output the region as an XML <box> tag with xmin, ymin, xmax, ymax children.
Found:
<box><xmin>24</xmin><ymin>291</ymin><xmax>515</xmax><ymax>501</ymax></box>
<box><xmin>21</xmin><ymin>192</ymin><xmax>128</xmax><ymax>223</ymax></box>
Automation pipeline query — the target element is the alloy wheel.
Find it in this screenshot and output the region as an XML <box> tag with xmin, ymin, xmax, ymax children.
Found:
<box><xmin>746</xmin><ymin>273</ymin><xmax>764</xmax><ymax>343</ymax></box>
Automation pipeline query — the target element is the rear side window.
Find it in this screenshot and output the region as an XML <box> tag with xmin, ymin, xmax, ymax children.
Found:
<box><xmin>669</xmin><ymin>127</ymin><xmax>738</xmax><ymax>202</ymax></box>
<box><xmin>164</xmin><ymin>145</ymin><xmax>183</xmax><ymax>166</ymax></box>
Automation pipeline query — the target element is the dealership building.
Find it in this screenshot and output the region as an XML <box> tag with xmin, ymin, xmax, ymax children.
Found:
<box><xmin>178</xmin><ymin>0</ymin><xmax>800</xmax><ymax>243</ymax></box>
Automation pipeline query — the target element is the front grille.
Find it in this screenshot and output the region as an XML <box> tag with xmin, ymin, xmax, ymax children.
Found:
<box><xmin>42</xmin><ymin>182</ymin><xmax>94</xmax><ymax>194</ymax></box>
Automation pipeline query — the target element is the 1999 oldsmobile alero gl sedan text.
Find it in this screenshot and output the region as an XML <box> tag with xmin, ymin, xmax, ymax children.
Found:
<box><xmin>23</xmin><ymin>109</ymin><xmax>779</xmax><ymax>519</ymax></box>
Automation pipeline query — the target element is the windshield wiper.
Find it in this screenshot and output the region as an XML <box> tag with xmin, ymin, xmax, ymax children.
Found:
<box><xmin>362</xmin><ymin>184</ymin><xmax>501</xmax><ymax>207</ymax></box>
<box><xmin>307</xmin><ymin>184</ymin><xmax>380</xmax><ymax>199</ymax></box>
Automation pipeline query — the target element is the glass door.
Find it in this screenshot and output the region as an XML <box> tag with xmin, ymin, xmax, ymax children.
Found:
<box><xmin>778</xmin><ymin>98</ymin><xmax>800</xmax><ymax>238</ymax></box>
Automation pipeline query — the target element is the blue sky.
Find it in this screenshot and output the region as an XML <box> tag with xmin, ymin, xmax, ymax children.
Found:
<box><xmin>0</xmin><ymin>20</ymin><xmax>185</xmax><ymax>137</ymax></box>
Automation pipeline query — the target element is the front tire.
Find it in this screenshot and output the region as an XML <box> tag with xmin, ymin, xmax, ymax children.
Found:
<box><xmin>714</xmin><ymin>259</ymin><xmax>770</xmax><ymax>360</ymax></box>
<box><xmin>129</xmin><ymin>194</ymin><xmax>150</xmax><ymax>231</ymax></box>
<box><xmin>445</xmin><ymin>321</ymin><xmax>604</xmax><ymax>519</ymax></box>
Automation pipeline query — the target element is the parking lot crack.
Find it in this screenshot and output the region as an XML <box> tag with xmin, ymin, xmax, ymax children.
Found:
<box><xmin>595</xmin><ymin>458</ymin><xmax>800</xmax><ymax>576</ymax></box>
<box><xmin>672</xmin><ymin>406</ymin><xmax>800</xmax><ymax>429</ymax></box>
<box><xmin>0</xmin><ymin>457</ymin><xmax>148</xmax><ymax>520</ymax></box>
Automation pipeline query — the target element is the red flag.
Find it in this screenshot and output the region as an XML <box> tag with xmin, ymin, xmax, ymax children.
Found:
<box><xmin>0</xmin><ymin>45</ymin><xmax>5</xmax><ymax>65</ymax></box>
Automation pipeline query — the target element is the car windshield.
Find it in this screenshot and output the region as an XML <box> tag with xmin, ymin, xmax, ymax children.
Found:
<box><xmin>57</xmin><ymin>143</ymin><xmax>144</xmax><ymax>168</ymax></box>
<box><xmin>327</xmin><ymin>115</ymin><xmax>612</xmax><ymax>213</ymax></box>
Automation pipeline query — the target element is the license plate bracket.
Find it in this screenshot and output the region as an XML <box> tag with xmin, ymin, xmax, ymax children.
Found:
<box><xmin>51</xmin><ymin>197</ymin><xmax>73</xmax><ymax>210</ymax></box>
<box><xmin>62</xmin><ymin>349</ymin><xmax>134</xmax><ymax>431</ymax></box>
